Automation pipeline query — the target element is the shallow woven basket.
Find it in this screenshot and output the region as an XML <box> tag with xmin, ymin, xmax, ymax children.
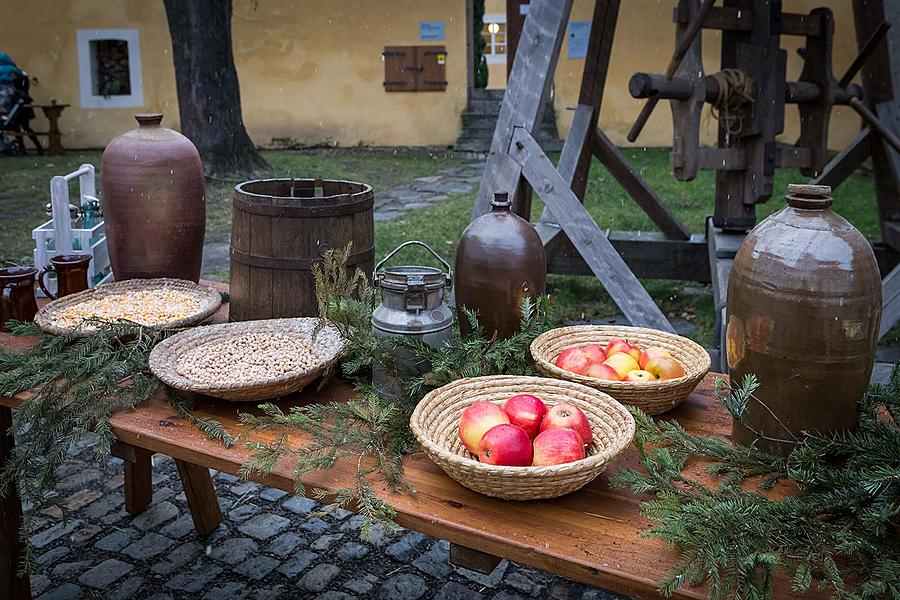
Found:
<box><xmin>530</xmin><ymin>325</ymin><xmax>710</xmax><ymax>416</ymax></box>
<box><xmin>410</xmin><ymin>375</ymin><xmax>635</xmax><ymax>501</ymax></box>
<box><xmin>34</xmin><ymin>278</ymin><xmax>222</xmax><ymax>337</ymax></box>
<box><xmin>149</xmin><ymin>318</ymin><xmax>344</xmax><ymax>402</ymax></box>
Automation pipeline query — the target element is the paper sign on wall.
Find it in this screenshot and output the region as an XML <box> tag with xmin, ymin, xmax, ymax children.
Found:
<box><xmin>420</xmin><ymin>21</ymin><xmax>446</xmax><ymax>41</ymax></box>
<box><xmin>567</xmin><ymin>21</ymin><xmax>590</xmax><ymax>59</ymax></box>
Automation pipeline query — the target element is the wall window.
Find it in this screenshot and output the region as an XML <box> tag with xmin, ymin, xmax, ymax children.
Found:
<box><xmin>76</xmin><ymin>29</ymin><xmax>143</xmax><ymax>109</ymax></box>
<box><xmin>482</xmin><ymin>14</ymin><xmax>507</xmax><ymax>64</ymax></box>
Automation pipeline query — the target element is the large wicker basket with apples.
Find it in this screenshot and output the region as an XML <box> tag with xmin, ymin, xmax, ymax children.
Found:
<box><xmin>410</xmin><ymin>375</ymin><xmax>635</xmax><ymax>501</ymax></box>
<box><xmin>530</xmin><ymin>325</ymin><xmax>710</xmax><ymax>415</ymax></box>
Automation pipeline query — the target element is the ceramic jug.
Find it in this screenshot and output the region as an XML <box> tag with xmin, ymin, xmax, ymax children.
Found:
<box><xmin>727</xmin><ymin>184</ymin><xmax>881</xmax><ymax>455</ymax></box>
<box><xmin>101</xmin><ymin>113</ymin><xmax>205</xmax><ymax>282</ymax></box>
<box><xmin>454</xmin><ymin>191</ymin><xmax>546</xmax><ymax>339</ymax></box>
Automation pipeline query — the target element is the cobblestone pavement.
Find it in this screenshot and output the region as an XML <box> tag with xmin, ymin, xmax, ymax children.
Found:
<box><xmin>28</xmin><ymin>437</ymin><xmax>628</xmax><ymax>599</ymax></box>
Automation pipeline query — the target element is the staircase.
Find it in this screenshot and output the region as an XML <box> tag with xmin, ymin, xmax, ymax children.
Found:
<box><xmin>456</xmin><ymin>88</ymin><xmax>562</xmax><ymax>153</ymax></box>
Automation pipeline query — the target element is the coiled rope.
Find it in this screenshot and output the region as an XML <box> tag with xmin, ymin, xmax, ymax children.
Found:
<box><xmin>709</xmin><ymin>68</ymin><xmax>755</xmax><ymax>135</ymax></box>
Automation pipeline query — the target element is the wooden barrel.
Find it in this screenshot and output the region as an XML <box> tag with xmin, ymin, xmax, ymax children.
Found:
<box><xmin>229</xmin><ymin>178</ymin><xmax>375</xmax><ymax>321</ymax></box>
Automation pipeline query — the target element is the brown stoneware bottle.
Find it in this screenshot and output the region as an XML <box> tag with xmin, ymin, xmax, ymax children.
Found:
<box><xmin>101</xmin><ymin>113</ymin><xmax>205</xmax><ymax>282</ymax></box>
<box><xmin>454</xmin><ymin>191</ymin><xmax>546</xmax><ymax>339</ymax></box>
<box><xmin>727</xmin><ymin>184</ymin><xmax>881</xmax><ymax>456</ymax></box>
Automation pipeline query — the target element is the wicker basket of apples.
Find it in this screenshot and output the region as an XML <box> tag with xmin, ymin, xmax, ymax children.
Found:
<box><xmin>409</xmin><ymin>375</ymin><xmax>635</xmax><ymax>501</ymax></box>
<box><xmin>530</xmin><ymin>325</ymin><xmax>710</xmax><ymax>415</ymax></box>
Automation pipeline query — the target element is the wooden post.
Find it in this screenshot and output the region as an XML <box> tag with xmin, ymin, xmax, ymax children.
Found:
<box><xmin>0</xmin><ymin>406</ymin><xmax>31</xmax><ymax>599</ymax></box>
<box><xmin>111</xmin><ymin>443</ymin><xmax>155</xmax><ymax>515</ymax></box>
<box><xmin>473</xmin><ymin>0</ymin><xmax>573</xmax><ymax>217</ymax></box>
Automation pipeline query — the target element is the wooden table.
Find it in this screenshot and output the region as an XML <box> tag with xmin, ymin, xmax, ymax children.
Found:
<box><xmin>0</xmin><ymin>303</ymin><xmax>824</xmax><ymax>600</ymax></box>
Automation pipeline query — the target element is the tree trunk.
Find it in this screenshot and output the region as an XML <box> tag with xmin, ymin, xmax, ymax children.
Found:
<box><xmin>163</xmin><ymin>0</ymin><xmax>269</xmax><ymax>177</ymax></box>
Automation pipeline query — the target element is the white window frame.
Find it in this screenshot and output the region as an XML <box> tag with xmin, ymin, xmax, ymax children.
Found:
<box><xmin>76</xmin><ymin>28</ymin><xmax>144</xmax><ymax>109</ymax></box>
<box><xmin>483</xmin><ymin>14</ymin><xmax>507</xmax><ymax>64</ymax></box>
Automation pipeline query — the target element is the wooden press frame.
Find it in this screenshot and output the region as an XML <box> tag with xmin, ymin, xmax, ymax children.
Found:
<box><xmin>472</xmin><ymin>0</ymin><xmax>900</xmax><ymax>369</ymax></box>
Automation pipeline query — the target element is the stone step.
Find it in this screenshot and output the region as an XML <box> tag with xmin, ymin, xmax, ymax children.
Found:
<box><xmin>469</xmin><ymin>88</ymin><xmax>506</xmax><ymax>100</ymax></box>
<box><xmin>467</xmin><ymin>97</ymin><xmax>503</xmax><ymax>114</ymax></box>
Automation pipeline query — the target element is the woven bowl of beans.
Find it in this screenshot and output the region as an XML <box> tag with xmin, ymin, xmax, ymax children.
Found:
<box><xmin>149</xmin><ymin>318</ymin><xmax>345</xmax><ymax>401</ymax></box>
<box><xmin>34</xmin><ymin>278</ymin><xmax>222</xmax><ymax>337</ymax></box>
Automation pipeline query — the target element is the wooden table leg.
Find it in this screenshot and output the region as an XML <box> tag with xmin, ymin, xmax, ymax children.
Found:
<box><xmin>112</xmin><ymin>442</ymin><xmax>154</xmax><ymax>515</ymax></box>
<box><xmin>449</xmin><ymin>542</ymin><xmax>502</xmax><ymax>575</ymax></box>
<box><xmin>0</xmin><ymin>406</ymin><xmax>31</xmax><ymax>599</ymax></box>
<box><xmin>175</xmin><ymin>459</ymin><xmax>222</xmax><ymax>537</ymax></box>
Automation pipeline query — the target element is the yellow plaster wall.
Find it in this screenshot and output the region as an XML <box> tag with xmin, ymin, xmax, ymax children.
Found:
<box><xmin>3</xmin><ymin>0</ymin><xmax>867</xmax><ymax>151</ymax></box>
<box><xmin>554</xmin><ymin>0</ymin><xmax>861</xmax><ymax>150</ymax></box>
<box><xmin>4</xmin><ymin>0</ymin><xmax>467</xmax><ymax>148</ymax></box>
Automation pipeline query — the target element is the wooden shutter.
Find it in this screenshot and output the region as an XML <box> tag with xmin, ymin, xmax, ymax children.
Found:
<box><xmin>417</xmin><ymin>46</ymin><xmax>448</xmax><ymax>92</ymax></box>
<box><xmin>383</xmin><ymin>46</ymin><xmax>416</xmax><ymax>92</ymax></box>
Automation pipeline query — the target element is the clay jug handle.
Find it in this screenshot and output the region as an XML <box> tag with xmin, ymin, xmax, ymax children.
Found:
<box><xmin>38</xmin><ymin>265</ymin><xmax>57</xmax><ymax>299</ymax></box>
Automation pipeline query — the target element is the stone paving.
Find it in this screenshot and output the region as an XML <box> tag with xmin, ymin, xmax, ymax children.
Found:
<box><xmin>28</xmin><ymin>439</ymin><xmax>627</xmax><ymax>599</ymax></box>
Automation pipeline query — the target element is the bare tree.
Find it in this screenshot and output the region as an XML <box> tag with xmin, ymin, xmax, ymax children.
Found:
<box><xmin>163</xmin><ymin>0</ymin><xmax>269</xmax><ymax>176</ymax></box>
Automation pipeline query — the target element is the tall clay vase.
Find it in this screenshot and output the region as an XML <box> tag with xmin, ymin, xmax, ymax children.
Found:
<box><xmin>727</xmin><ymin>184</ymin><xmax>881</xmax><ymax>456</ymax></box>
<box><xmin>455</xmin><ymin>191</ymin><xmax>546</xmax><ymax>339</ymax></box>
<box><xmin>101</xmin><ymin>113</ymin><xmax>205</xmax><ymax>282</ymax></box>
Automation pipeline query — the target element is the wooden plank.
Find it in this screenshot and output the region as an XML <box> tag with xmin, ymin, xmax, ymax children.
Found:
<box><xmin>592</xmin><ymin>129</ymin><xmax>691</xmax><ymax>240</ymax></box>
<box><xmin>176</xmin><ymin>459</ymin><xmax>223</xmax><ymax>537</ymax></box>
<box><xmin>812</xmin><ymin>128</ymin><xmax>871</xmax><ymax>189</ymax></box>
<box><xmin>0</xmin><ymin>406</ymin><xmax>30</xmax><ymax>599</ymax></box>
<box><xmin>0</xmin><ymin>300</ymin><xmax>828</xmax><ymax>600</ymax></box>
<box><xmin>540</xmin><ymin>227</ymin><xmax>710</xmax><ymax>282</ymax></box>
<box><xmin>122</xmin><ymin>446</ymin><xmax>154</xmax><ymax>516</ymax></box>
<box><xmin>473</xmin><ymin>0</ymin><xmax>574</xmax><ymax>217</ymax></box>
<box><xmin>512</xmin><ymin>128</ymin><xmax>674</xmax><ymax>332</ymax></box>
<box><xmin>450</xmin><ymin>543</ymin><xmax>502</xmax><ymax>574</ymax></box>
<box><xmin>879</xmin><ymin>260</ymin><xmax>900</xmax><ymax>339</ymax></box>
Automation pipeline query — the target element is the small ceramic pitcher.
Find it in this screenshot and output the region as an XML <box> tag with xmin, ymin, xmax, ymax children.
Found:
<box><xmin>0</xmin><ymin>266</ymin><xmax>39</xmax><ymax>331</ymax></box>
<box><xmin>38</xmin><ymin>254</ymin><xmax>92</xmax><ymax>299</ymax></box>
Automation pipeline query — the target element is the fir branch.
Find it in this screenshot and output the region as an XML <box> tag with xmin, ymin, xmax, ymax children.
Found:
<box><xmin>614</xmin><ymin>372</ymin><xmax>900</xmax><ymax>599</ymax></box>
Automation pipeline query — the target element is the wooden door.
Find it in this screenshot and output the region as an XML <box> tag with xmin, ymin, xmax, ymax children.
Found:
<box><xmin>506</xmin><ymin>0</ymin><xmax>530</xmax><ymax>75</ymax></box>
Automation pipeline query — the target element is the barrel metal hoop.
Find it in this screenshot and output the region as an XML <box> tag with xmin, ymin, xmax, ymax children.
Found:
<box><xmin>230</xmin><ymin>246</ymin><xmax>375</xmax><ymax>271</ymax></box>
<box><xmin>233</xmin><ymin>193</ymin><xmax>374</xmax><ymax>218</ymax></box>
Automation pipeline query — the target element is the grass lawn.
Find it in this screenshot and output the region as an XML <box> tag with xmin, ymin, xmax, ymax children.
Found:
<box><xmin>1</xmin><ymin>146</ymin><xmax>881</xmax><ymax>347</ymax></box>
<box><xmin>0</xmin><ymin>148</ymin><xmax>464</xmax><ymax>263</ymax></box>
<box><xmin>377</xmin><ymin>147</ymin><xmax>879</xmax><ymax>347</ymax></box>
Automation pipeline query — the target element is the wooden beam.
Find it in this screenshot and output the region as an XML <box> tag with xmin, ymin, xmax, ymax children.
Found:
<box><xmin>707</xmin><ymin>218</ymin><xmax>745</xmax><ymax>373</ymax></box>
<box><xmin>880</xmin><ymin>259</ymin><xmax>900</xmax><ymax>338</ymax></box>
<box><xmin>539</xmin><ymin>225</ymin><xmax>710</xmax><ymax>282</ymax></box>
<box><xmin>591</xmin><ymin>128</ymin><xmax>691</xmax><ymax>240</ymax></box>
<box><xmin>473</xmin><ymin>0</ymin><xmax>574</xmax><ymax>217</ymax></box>
<box><xmin>812</xmin><ymin>128</ymin><xmax>871</xmax><ymax>189</ymax></box>
<box><xmin>512</xmin><ymin>128</ymin><xmax>674</xmax><ymax>331</ymax></box>
<box><xmin>450</xmin><ymin>543</ymin><xmax>502</xmax><ymax>574</ymax></box>
<box><xmin>121</xmin><ymin>446</ymin><xmax>154</xmax><ymax>516</ymax></box>
<box><xmin>0</xmin><ymin>406</ymin><xmax>30</xmax><ymax>599</ymax></box>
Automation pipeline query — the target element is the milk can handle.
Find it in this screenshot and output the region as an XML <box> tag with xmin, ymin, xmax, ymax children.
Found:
<box><xmin>373</xmin><ymin>241</ymin><xmax>452</xmax><ymax>286</ymax></box>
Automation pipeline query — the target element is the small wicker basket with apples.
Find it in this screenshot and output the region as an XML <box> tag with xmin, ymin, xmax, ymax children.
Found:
<box><xmin>530</xmin><ymin>325</ymin><xmax>710</xmax><ymax>415</ymax></box>
<box><xmin>410</xmin><ymin>375</ymin><xmax>635</xmax><ymax>501</ymax></box>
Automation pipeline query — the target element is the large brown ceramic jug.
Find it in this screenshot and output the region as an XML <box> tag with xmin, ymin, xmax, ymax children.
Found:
<box><xmin>454</xmin><ymin>191</ymin><xmax>546</xmax><ymax>339</ymax></box>
<box><xmin>727</xmin><ymin>184</ymin><xmax>881</xmax><ymax>456</ymax></box>
<box><xmin>101</xmin><ymin>113</ymin><xmax>205</xmax><ymax>282</ymax></box>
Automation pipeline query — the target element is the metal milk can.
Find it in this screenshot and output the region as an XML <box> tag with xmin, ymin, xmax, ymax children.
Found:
<box><xmin>372</xmin><ymin>241</ymin><xmax>454</xmax><ymax>398</ymax></box>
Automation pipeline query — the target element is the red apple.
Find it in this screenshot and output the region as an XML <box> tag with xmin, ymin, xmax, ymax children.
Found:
<box><xmin>458</xmin><ymin>402</ymin><xmax>510</xmax><ymax>455</ymax></box>
<box><xmin>502</xmin><ymin>394</ymin><xmax>548</xmax><ymax>439</ymax></box>
<box><xmin>554</xmin><ymin>347</ymin><xmax>593</xmax><ymax>375</ymax></box>
<box><xmin>532</xmin><ymin>428</ymin><xmax>586</xmax><ymax>466</ymax></box>
<box><xmin>623</xmin><ymin>369</ymin><xmax>658</xmax><ymax>382</ymax></box>
<box><xmin>605</xmin><ymin>338</ymin><xmax>641</xmax><ymax>361</ymax></box>
<box><xmin>638</xmin><ymin>346</ymin><xmax>671</xmax><ymax>369</ymax></box>
<box><xmin>645</xmin><ymin>356</ymin><xmax>685</xmax><ymax>380</ymax></box>
<box><xmin>603</xmin><ymin>353</ymin><xmax>640</xmax><ymax>379</ymax></box>
<box><xmin>584</xmin><ymin>363</ymin><xmax>621</xmax><ymax>381</ymax></box>
<box><xmin>477</xmin><ymin>424</ymin><xmax>533</xmax><ymax>466</ymax></box>
<box><xmin>539</xmin><ymin>403</ymin><xmax>593</xmax><ymax>446</ymax></box>
<box><xmin>580</xmin><ymin>343</ymin><xmax>608</xmax><ymax>365</ymax></box>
